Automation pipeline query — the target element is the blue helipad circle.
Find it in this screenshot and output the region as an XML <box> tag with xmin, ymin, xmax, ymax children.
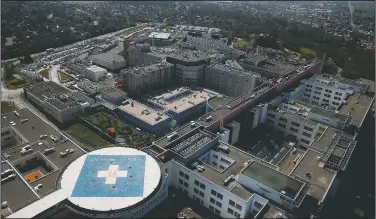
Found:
<box><xmin>60</xmin><ymin>147</ymin><xmax>162</xmax><ymax>212</ymax></box>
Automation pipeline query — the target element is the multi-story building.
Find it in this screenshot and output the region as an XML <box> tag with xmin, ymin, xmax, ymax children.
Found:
<box><xmin>115</xmin><ymin>100</ymin><xmax>172</xmax><ymax>135</ymax></box>
<box><xmin>146</xmin><ymin>87</ymin><xmax>213</xmax><ymax>123</ymax></box>
<box><xmin>298</xmin><ymin>74</ymin><xmax>369</xmax><ymax>110</ymax></box>
<box><xmin>100</xmin><ymin>88</ymin><xmax>128</xmax><ymax>105</ymax></box>
<box><xmin>205</xmin><ymin>64</ymin><xmax>261</xmax><ymax>97</ymax></box>
<box><xmin>85</xmin><ymin>65</ymin><xmax>107</xmax><ymax>82</ymax></box>
<box><xmin>89</xmin><ymin>53</ymin><xmax>127</xmax><ymax>71</ymax></box>
<box><xmin>24</xmin><ymin>81</ymin><xmax>93</xmax><ymax>124</ymax></box>
<box><xmin>122</xmin><ymin>62</ymin><xmax>174</xmax><ymax>95</ymax></box>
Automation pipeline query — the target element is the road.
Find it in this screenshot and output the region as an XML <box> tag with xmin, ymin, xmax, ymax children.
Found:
<box><xmin>1</xmin><ymin>23</ymin><xmax>150</xmax><ymax>63</ymax></box>
<box><xmin>49</xmin><ymin>65</ymin><xmax>61</xmax><ymax>84</ymax></box>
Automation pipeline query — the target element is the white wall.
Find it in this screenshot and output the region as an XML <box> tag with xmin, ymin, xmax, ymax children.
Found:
<box><xmin>1</xmin><ymin>126</ymin><xmax>28</xmax><ymax>148</ymax></box>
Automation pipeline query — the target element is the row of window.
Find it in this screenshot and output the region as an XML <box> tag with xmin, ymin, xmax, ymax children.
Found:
<box><xmin>193</xmin><ymin>187</ymin><xmax>205</xmax><ymax>198</ymax></box>
<box><xmin>1</xmin><ymin>130</ymin><xmax>10</xmax><ymax>137</ymax></box>
<box><xmin>220</xmin><ymin>157</ymin><xmax>231</xmax><ymax>165</ymax></box>
<box><xmin>179</xmin><ymin>171</ymin><xmax>190</xmax><ymax>180</ymax></box>
<box><xmin>229</xmin><ymin>199</ymin><xmax>242</xmax><ymax>211</ymax></box>
<box><xmin>210</xmin><ymin>197</ymin><xmax>222</xmax><ymax>208</ymax></box>
<box><xmin>194</xmin><ymin>180</ymin><xmax>206</xmax><ymax>190</ymax></box>
<box><xmin>209</xmin><ymin>205</ymin><xmax>221</xmax><ymax>215</ymax></box>
<box><xmin>227</xmin><ymin>207</ymin><xmax>241</xmax><ymax>218</ymax></box>
<box><xmin>211</xmin><ymin>189</ymin><xmax>223</xmax><ymax>200</ymax></box>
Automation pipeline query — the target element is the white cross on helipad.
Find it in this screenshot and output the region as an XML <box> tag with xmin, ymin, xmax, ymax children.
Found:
<box><xmin>97</xmin><ymin>165</ymin><xmax>128</xmax><ymax>185</ymax></box>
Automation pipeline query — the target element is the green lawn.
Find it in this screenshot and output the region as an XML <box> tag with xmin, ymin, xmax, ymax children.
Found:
<box><xmin>300</xmin><ymin>47</ymin><xmax>317</xmax><ymax>58</ymax></box>
<box><xmin>4</xmin><ymin>74</ymin><xmax>35</xmax><ymax>89</ymax></box>
<box><xmin>164</xmin><ymin>25</ymin><xmax>172</xmax><ymax>30</ymax></box>
<box><xmin>1</xmin><ymin>101</ymin><xmax>17</xmax><ymax>114</ymax></box>
<box><xmin>59</xmin><ymin>71</ymin><xmax>71</xmax><ymax>82</ymax></box>
<box><xmin>39</xmin><ymin>68</ymin><xmax>50</xmax><ymax>79</ymax></box>
<box><xmin>86</xmin><ymin>112</ymin><xmax>153</xmax><ymax>148</ymax></box>
<box><xmin>66</xmin><ymin>123</ymin><xmax>112</xmax><ymax>148</ymax></box>
<box><xmin>234</xmin><ymin>39</ymin><xmax>249</xmax><ymax>48</ymax></box>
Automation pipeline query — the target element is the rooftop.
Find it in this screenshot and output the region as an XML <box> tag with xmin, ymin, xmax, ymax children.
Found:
<box><xmin>25</xmin><ymin>81</ymin><xmax>89</xmax><ymax>111</ymax></box>
<box><xmin>1</xmin><ymin>109</ymin><xmax>86</xmax><ymax>215</ymax></box>
<box><xmin>122</xmin><ymin>62</ymin><xmax>173</xmax><ymax>75</ymax></box>
<box><xmin>310</xmin><ymin>126</ymin><xmax>338</xmax><ymax>153</ymax></box>
<box><xmin>89</xmin><ymin>52</ymin><xmax>125</xmax><ymax>63</ymax></box>
<box><xmin>338</xmin><ymin>93</ymin><xmax>374</xmax><ymax>128</ymax></box>
<box><xmin>153</xmin><ymin>122</ymin><xmax>202</xmax><ymax>148</ymax></box>
<box><xmin>277</xmin><ymin>148</ymin><xmax>306</xmax><ymax>175</ymax></box>
<box><xmin>291</xmin><ymin>150</ymin><xmax>336</xmax><ymax>202</ymax></box>
<box><xmin>86</xmin><ymin>65</ymin><xmax>107</xmax><ymax>73</ymax></box>
<box><xmin>258</xmin><ymin>203</ymin><xmax>295</xmax><ymax>218</ymax></box>
<box><xmin>149</xmin><ymin>87</ymin><xmax>212</xmax><ymax>113</ymax></box>
<box><xmin>190</xmin><ymin>143</ymin><xmax>260</xmax><ymax>200</ymax></box>
<box><xmin>242</xmin><ymin>161</ymin><xmax>304</xmax><ymax>200</ymax></box>
<box><xmin>100</xmin><ymin>88</ymin><xmax>127</xmax><ymax>99</ymax></box>
<box><xmin>1</xmin><ymin>162</ymin><xmax>39</xmax><ymax>216</ymax></box>
<box><xmin>148</xmin><ymin>32</ymin><xmax>171</xmax><ymax>40</ymax></box>
<box><xmin>144</xmin><ymin>187</ymin><xmax>217</xmax><ymax>218</ymax></box>
<box><xmin>309</xmin><ymin>107</ymin><xmax>349</xmax><ymax>123</ymax></box>
<box><xmin>118</xmin><ymin>100</ymin><xmax>170</xmax><ymax>125</ymax></box>
<box><xmin>207</xmin><ymin>96</ymin><xmax>233</xmax><ymax>110</ymax></box>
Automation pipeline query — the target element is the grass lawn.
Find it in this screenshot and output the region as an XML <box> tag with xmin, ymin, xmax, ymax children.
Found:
<box><xmin>39</xmin><ymin>68</ymin><xmax>50</xmax><ymax>79</ymax></box>
<box><xmin>1</xmin><ymin>101</ymin><xmax>17</xmax><ymax>114</ymax></box>
<box><xmin>300</xmin><ymin>47</ymin><xmax>317</xmax><ymax>58</ymax></box>
<box><xmin>59</xmin><ymin>71</ymin><xmax>71</xmax><ymax>82</ymax></box>
<box><xmin>66</xmin><ymin>123</ymin><xmax>112</xmax><ymax>148</ymax></box>
<box><xmin>86</xmin><ymin>112</ymin><xmax>153</xmax><ymax>148</ymax></box>
<box><xmin>234</xmin><ymin>39</ymin><xmax>249</xmax><ymax>48</ymax></box>
<box><xmin>4</xmin><ymin>74</ymin><xmax>36</xmax><ymax>89</ymax></box>
<box><xmin>164</xmin><ymin>25</ymin><xmax>172</xmax><ymax>30</ymax></box>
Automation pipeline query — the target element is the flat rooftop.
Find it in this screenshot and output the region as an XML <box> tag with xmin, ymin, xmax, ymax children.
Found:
<box><xmin>1</xmin><ymin>108</ymin><xmax>86</xmax><ymax>200</ymax></box>
<box><xmin>258</xmin><ymin>203</ymin><xmax>295</xmax><ymax>218</ymax></box>
<box><xmin>339</xmin><ymin>93</ymin><xmax>374</xmax><ymax>127</ymax></box>
<box><xmin>242</xmin><ymin>161</ymin><xmax>304</xmax><ymax>200</ymax></box>
<box><xmin>207</xmin><ymin>96</ymin><xmax>232</xmax><ymax>110</ymax></box>
<box><xmin>148</xmin><ymin>32</ymin><xmax>171</xmax><ymax>40</ymax></box>
<box><xmin>86</xmin><ymin>65</ymin><xmax>106</xmax><ymax>72</ymax></box>
<box><xmin>190</xmin><ymin>143</ymin><xmax>258</xmax><ymax>200</ymax></box>
<box><xmin>1</xmin><ymin>162</ymin><xmax>39</xmax><ymax>215</ymax></box>
<box><xmin>150</xmin><ymin>87</ymin><xmax>212</xmax><ymax>113</ymax></box>
<box><xmin>123</xmin><ymin>62</ymin><xmax>173</xmax><ymax>75</ymax></box>
<box><xmin>277</xmin><ymin>148</ymin><xmax>306</xmax><ymax>175</ymax></box>
<box><xmin>310</xmin><ymin>126</ymin><xmax>338</xmax><ymax>153</ymax></box>
<box><xmin>153</xmin><ymin>122</ymin><xmax>202</xmax><ymax>148</ymax></box>
<box><xmin>118</xmin><ymin>100</ymin><xmax>170</xmax><ymax>125</ymax></box>
<box><xmin>291</xmin><ymin>150</ymin><xmax>336</xmax><ymax>201</ymax></box>
<box><xmin>310</xmin><ymin>107</ymin><xmax>349</xmax><ymax>123</ymax></box>
<box><xmin>144</xmin><ymin>187</ymin><xmax>217</xmax><ymax>218</ymax></box>
<box><xmin>25</xmin><ymin>81</ymin><xmax>87</xmax><ymax>110</ymax></box>
<box><xmin>90</xmin><ymin>52</ymin><xmax>125</xmax><ymax>63</ymax></box>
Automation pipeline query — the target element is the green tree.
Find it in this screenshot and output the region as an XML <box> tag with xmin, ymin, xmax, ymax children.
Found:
<box><xmin>4</xmin><ymin>63</ymin><xmax>15</xmax><ymax>80</ymax></box>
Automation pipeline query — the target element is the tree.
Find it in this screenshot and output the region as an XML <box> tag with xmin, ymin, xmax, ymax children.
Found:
<box><xmin>4</xmin><ymin>63</ymin><xmax>15</xmax><ymax>80</ymax></box>
<box><xmin>20</xmin><ymin>54</ymin><xmax>33</xmax><ymax>64</ymax></box>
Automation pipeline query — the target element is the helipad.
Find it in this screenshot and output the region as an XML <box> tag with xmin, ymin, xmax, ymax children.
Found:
<box><xmin>60</xmin><ymin>147</ymin><xmax>162</xmax><ymax>212</ymax></box>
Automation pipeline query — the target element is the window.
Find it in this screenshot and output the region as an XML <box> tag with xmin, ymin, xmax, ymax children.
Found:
<box><xmin>313</xmin><ymin>95</ymin><xmax>320</xmax><ymax>100</ymax></box>
<box><xmin>183</xmin><ymin>182</ymin><xmax>188</xmax><ymax>188</ymax></box>
<box><xmin>194</xmin><ymin>188</ymin><xmax>199</xmax><ymax>194</ymax></box>
<box><xmin>217</xmin><ymin>193</ymin><xmax>223</xmax><ymax>200</ymax></box>
<box><xmin>213</xmin><ymin>154</ymin><xmax>218</xmax><ymax>159</ymax></box>
<box><xmin>200</xmin><ymin>183</ymin><xmax>206</xmax><ymax>190</ymax></box>
<box><xmin>194</xmin><ymin>180</ymin><xmax>200</xmax><ymax>186</ymax></box>
<box><xmin>228</xmin><ymin>208</ymin><xmax>234</xmax><ymax>214</ymax></box>
<box><xmin>210</xmin><ymin>197</ymin><xmax>215</xmax><ymax>204</ymax></box>
<box><xmin>199</xmin><ymin>191</ymin><xmax>204</xmax><ymax>197</ymax></box>
<box><xmin>211</xmin><ymin>189</ymin><xmax>217</xmax><ymax>196</ymax></box>
<box><xmin>323</xmin><ymin>99</ymin><xmax>329</xmax><ymax>102</ymax></box>
<box><xmin>279</xmin><ymin>117</ymin><xmax>287</xmax><ymax>123</ymax></box>
<box><xmin>289</xmin><ymin>127</ymin><xmax>298</xmax><ymax>133</ymax></box>
<box><xmin>325</xmin><ymin>89</ymin><xmax>332</xmax><ymax>93</ymax></box>
<box><xmin>332</xmin><ymin>101</ymin><xmax>339</xmax><ymax>106</ymax></box>
<box><xmin>179</xmin><ymin>179</ymin><xmax>183</xmax><ymax>185</ymax></box>
<box><xmin>209</xmin><ymin>205</ymin><xmax>214</xmax><ymax>212</ymax></box>
<box><xmin>291</xmin><ymin>121</ymin><xmax>300</xmax><ymax>127</ymax></box>
<box><xmin>319</xmin><ymin>127</ymin><xmax>326</xmax><ymax>131</ymax></box>
<box><xmin>235</xmin><ymin>204</ymin><xmax>242</xmax><ymax>211</ymax></box>
<box><xmin>219</xmin><ymin>165</ymin><xmax>225</xmax><ymax>169</ymax></box>
<box><xmin>254</xmin><ymin>202</ymin><xmax>263</xmax><ymax>208</ymax></box>
<box><xmin>324</xmin><ymin>94</ymin><xmax>331</xmax><ymax>98</ymax></box>
<box><xmin>301</xmin><ymin>138</ymin><xmax>310</xmax><ymax>144</ymax></box>
<box><xmin>234</xmin><ymin>212</ymin><xmax>241</xmax><ymax>218</ymax></box>
<box><xmin>213</xmin><ymin>161</ymin><xmax>218</xmax><ymax>166</ymax></box>
<box><xmin>302</xmin><ymin>132</ymin><xmax>312</xmax><ymax>138</ymax></box>
<box><xmin>229</xmin><ymin>200</ymin><xmax>235</xmax><ymax>206</ymax></box>
<box><xmin>278</xmin><ymin>123</ymin><xmax>286</xmax><ymax>128</ymax></box>
<box><xmin>184</xmin><ymin>174</ymin><xmax>189</xmax><ymax>180</ymax></box>
<box><xmin>305</xmin><ymin>88</ymin><xmax>311</xmax><ymax>92</ymax></box>
<box><xmin>179</xmin><ymin>171</ymin><xmax>184</xmax><ymax>177</ymax></box>
<box><xmin>304</xmin><ymin>126</ymin><xmax>313</xmax><ymax>132</ymax></box>
<box><xmin>214</xmin><ymin>209</ymin><xmax>220</xmax><ymax>215</ymax></box>
<box><xmin>315</xmin><ymin>87</ymin><xmax>322</xmax><ymax>90</ymax></box>
<box><xmin>215</xmin><ymin>201</ymin><xmax>222</xmax><ymax>208</ymax></box>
